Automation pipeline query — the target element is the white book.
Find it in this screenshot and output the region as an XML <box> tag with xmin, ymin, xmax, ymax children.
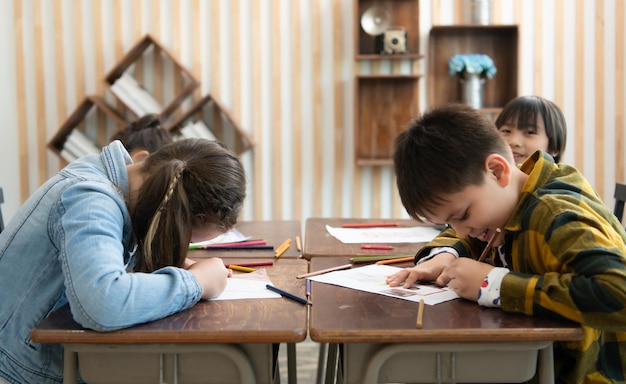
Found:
<box><xmin>63</xmin><ymin>137</ymin><xmax>87</xmax><ymax>159</ymax></box>
<box><xmin>193</xmin><ymin>120</ymin><xmax>217</xmax><ymax>141</ymax></box>
<box><xmin>116</xmin><ymin>72</ymin><xmax>162</xmax><ymax>115</ymax></box>
<box><xmin>179</xmin><ymin>121</ymin><xmax>200</xmax><ymax>139</ymax></box>
<box><xmin>68</xmin><ymin>130</ymin><xmax>100</xmax><ymax>155</ymax></box>
<box><xmin>111</xmin><ymin>80</ymin><xmax>145</xmax><ymax>116</ymax></box>
<box><xmin>59</xmin><ymin>148</ymin><xmax>78</xmax><ymax>163</ymax></box>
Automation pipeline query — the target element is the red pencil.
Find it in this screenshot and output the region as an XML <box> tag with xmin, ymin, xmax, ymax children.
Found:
<box><xmin>361</xmin><ymin>244</ymin><xmax>394</xmax><ymax>250</ymax></box>
<box><xmin>342</xmin><ymin>222</ymin><xmax>398</xmax><ymax>228</ymax></box>
<box><xmin>205</xmin><ymin>240</ymin><xmax>267</xmax><ymax>248</ymax></box>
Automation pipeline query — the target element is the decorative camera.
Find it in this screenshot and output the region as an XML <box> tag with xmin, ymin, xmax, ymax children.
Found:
<box><xmin>376</xmin><ymin>27</ymin><xmax>408</xmax><ymax>54</ymax></box>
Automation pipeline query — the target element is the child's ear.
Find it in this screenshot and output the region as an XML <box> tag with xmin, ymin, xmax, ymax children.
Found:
<box><xmin>130</xmin><ymin>149</ymin><xmax>150</xmax><ymax>163</ymax></box>
<box><xmin>485</xmin><ymin>154</ymin><xmax>512</xmax><ymax>186</ymax></box>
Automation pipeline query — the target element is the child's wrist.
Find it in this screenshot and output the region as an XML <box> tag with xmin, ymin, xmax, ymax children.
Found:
<box><xmin>477</xmin><ymin>267</ymin><xmax>510</xmax><ymax>307</ymax></box>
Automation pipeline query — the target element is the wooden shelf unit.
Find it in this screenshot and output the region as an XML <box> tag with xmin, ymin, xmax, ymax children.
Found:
<box><xmin>167</xmin><ymin>94</ymin><xmax>254</xmax><ymax>155</ymax></box>
<box><xmin>428</xmin><ymin>25</ymin><xmax>519</xmax><ymax>112</ymax></box>
<box><xmin>103</xmin><ymin>34</ymin><xmax>200</xmax><ymax>119</ymax></box>
<box><xmin>354</xmin><ymin>74</ymin><xmax>420</xmax><ymax>165</ymax></box>
<box><xmin>354</xmin><ymin>0</ymin><xmax>421</xmax><ymax>59</ymax></box>
<box><xmin>48</xmin><ymin>95</ymin><xmax>129</xmax><ymax>158</ymax></box>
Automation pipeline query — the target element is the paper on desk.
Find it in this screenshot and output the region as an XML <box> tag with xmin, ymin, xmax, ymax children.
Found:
<box><xmin>326</xmin><ymin>225</ymin><xmax>442</xmax><ymax>244</ymax></box>
<box><xmin>190</xmin><ymin>228</ymin><xmax>251</xmax><ymax>248</ymax></box>
<box><xmin>212</xmin><ymin>269</ymin><xmax>281</xmax><ymax>301</ymax></box>
<box><xmin>308</xmin><ymin>264</ymin><xmax>458</xmax><ymax>305</ymax></box>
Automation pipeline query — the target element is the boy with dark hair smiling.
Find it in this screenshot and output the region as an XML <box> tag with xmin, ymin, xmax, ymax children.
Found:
<box><xmin>387</xmin><ymin>103</ymin><xmax>626</xmax><ymax>383</ymax></box>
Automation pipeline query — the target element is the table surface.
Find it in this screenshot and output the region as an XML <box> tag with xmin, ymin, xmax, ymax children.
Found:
<box><xmin>31</xmin><ymin>259</ymin><xmax>308</xmax><ymax>345</ymax></box>
<box><xmin>303</xmin><ymin>217</ymin><xmax>441</xmax><ymax>260</ymax></box>
<box><xmin>308</xmin><ymin>257</ymin><xmax>584</xmax><ymax>344</ymax></box>
<box><xmin>190</xmin><ymin>220</ymin><xmax>302</xmax><ymax>259</ymax></box>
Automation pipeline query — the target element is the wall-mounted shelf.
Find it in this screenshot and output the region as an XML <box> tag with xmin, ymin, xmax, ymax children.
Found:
<box><xmin>354</xmin><ymin>0</ymin><xmax>421</xmax><ymax>60</ymax></box>
<box><xmin>48</xmin><ymin>95</ymin><xmax>129</xmax><ymax>162</ymax></box>
<box><xmin>355</xmin><ymin>75</ymin><xmax>420</xmax><ymax>165</ymax></box>
<box><xmin>428</xmin><ymin>25</ymin><xmax>518</xmax><ymax>115</ymax></box>
<box><xmin>104</xmin><ymin>34</ymin><xmax>200</xmax><ymax>119</ymax></box>
<box><xmin>168</xmin><ymin>94</ymin><xmax>254</xmax><ymax>155</ymax></box>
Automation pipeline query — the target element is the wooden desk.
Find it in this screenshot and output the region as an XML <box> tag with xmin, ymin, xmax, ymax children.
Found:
<box><xmin>308</xmin><ymin>257</ymin><xmax>584</xmax><ymax>384</ymax></box>
<box><xmin>191</xmin><ymin>220</ymin><xmax>302</xmax><ymax>259</ymax></box>
<box><xmin>303</xmin><ymin>218</ymin><xmax>440</xmax><ymax>260</ymax></box>
<box><xmin>31</xmin><ymin>260</ymin><xmax>308</xmax><ymax>384</ymax></box>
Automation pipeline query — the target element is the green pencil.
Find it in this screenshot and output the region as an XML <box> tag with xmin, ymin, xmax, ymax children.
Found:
<box><xmin>350</xmin><ymin>254</ymin><xmax>414</xmax><ymax>264</ymax></box>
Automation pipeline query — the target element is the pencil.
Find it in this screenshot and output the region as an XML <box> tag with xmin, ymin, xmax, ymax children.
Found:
<box><xmin>306</xmin><ymin>279</ymin><xmax>311</xmax><ymax>302</ymax></box>
<box><xmin>296</xmin><ymin>263</ymin><xmax>352</xmax><ymax>279</ymax></box>
<box><xmin>203</xmin><ymin>245</ymin><xmax>274</xmax><ymax>251</ymax></box>
<box><xmin>224</xmin><ymin>261</ymin><xmax>274</xmax><ymax>268</ymax></box>
<box><xmin>361</xmin><ymin>244</ymin><xmax>393</xmax><ymax>250</ymax></box>
<box><xmin>275</xmin><ymin>238</ymin><xmax>291</xmax><ymax>258</ymax></box>
<box><xmin>228</xmin><ymin>265</ymin><xmax>256</xmax><ymax>273</ymax></box>
<box><xmin>266</xmin><ymin>284</ymin><xmax>310</xmax><ymax>305</ymax></box>
<box><xmin>350</xmin><ymin>255</ymin><xmax>414</xmax><ymax>264</ymax></box>
<box><xmin>296</xmin><ymin>236</ymin><xmax>302</xmax><ymax>251</ymax></box>
<box><xmin>477</xmin><ymin>228</ymin><xmax>502</xmax><ymax>263</ymax></box>
<box><xmin>375</xmin><ymin>256</ymin><xmax>415</xmax><ymax>265</ymax></box>
<box><xmin>342</xmin><ymin>222</ymin><xmax>398</xmax><ymax>228</ymax></box>
<box><xmin>416</xmin><ymin>299</ymin><xmax>425</xmax><ymax>329</ymax></box>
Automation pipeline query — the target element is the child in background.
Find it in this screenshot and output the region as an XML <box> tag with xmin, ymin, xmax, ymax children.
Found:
<box><xmin>387</xmin><ymin>103</ymin><xmax>626</xmax><ymax>383</ymax></box>
<box><xmin>495</xmin><ymin>95</ymin><xmax>567</xmax><ymax>165</ymax></box>
<box><xmin>109</xmin><ymin>113</ymin><xmax>173</xmax><ymax>162</ymax></box>
<box><xmin>0</xmin><ymin>138</ymin><xmax>246</xmax><ymax>384</ymax></box>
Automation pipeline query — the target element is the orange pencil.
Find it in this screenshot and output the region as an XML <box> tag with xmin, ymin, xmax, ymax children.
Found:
<box><xmin>275</xmin><ymin>238</ymin><xmax>291</xmax><ymax>258</ymax></box>
<box><xmin>376</xmin><ymin>256</ymin><xmax>415</xmax><ymax>265</ymax></box>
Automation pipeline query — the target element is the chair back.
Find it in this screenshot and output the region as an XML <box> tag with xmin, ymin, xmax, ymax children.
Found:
<box><xmin>0</xmin><ymin>187</ymin><xmax>4</xmax><ymax>233</ymax></box>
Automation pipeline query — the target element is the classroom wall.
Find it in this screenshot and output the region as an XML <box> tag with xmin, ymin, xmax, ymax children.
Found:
<box><xmin>0</xmin><ymin>0</ymin><xmax>624</xmax><ymax>224</ymax></box>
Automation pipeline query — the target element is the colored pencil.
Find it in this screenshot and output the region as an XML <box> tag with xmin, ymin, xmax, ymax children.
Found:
<box><xmin>275</xmin><ymin>238</ymin><xmax>291</xmax><ymax>258</ymax></box>
<box><xmin>342</xmin><ymin>222</ymin><xmax>398</xmax><ymax>228</ymax></box>
<box><xmin>477</xmin><ymin>228</ymin><xmax>502</xmax><ymax>262</ymax></box>
<box><xmin>361</xmin><ymin>244</ymin><xmax>393</xmax><ymax>250</ymax></box>
<box><xmin>350</xmin><ymin>255</ymin><xmax>414</xmax><ymax>264</ymax></box>
<box><xmin>224</xmin><ymin>261</ymin><xmax>274</xmax><ymax>268</ymax></box>
<box><xmin>189</xmin><ymin>239</ymin><xmax>267</xmax><ymax>250</ymax></box>
<box><xmin>228</xmin><ymin>265</ymin><xmax>256</xmax><ymax>273</ymax></box>
<box><xmin>416</xmin><ymin>299</ymin><xmax>425</xmax><ymax>329</ymax></box>
<box><xmin>376</xmin><ymin>256</ymin><xmax>415</xmax><ymax>265</ymax></box>
<box><xmin>296</xmin><ymin>263</ymin><xmax>352</xmax><ymax>279</ymax></box>
<box><xmin>202</xmin><ymin>245</ymin><xmax>274</xmax><ymax>251</ymax></box>
<box><xmin>266</xmin><ymin>284</ymin><xmax>310</xmax><ymax>305</ymax></box>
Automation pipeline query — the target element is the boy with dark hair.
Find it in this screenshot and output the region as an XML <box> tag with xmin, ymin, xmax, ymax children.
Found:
<box><xmin>387</xmin><ymin>103</ymin><xmax>626</xmax><ymax>383</ymax></box>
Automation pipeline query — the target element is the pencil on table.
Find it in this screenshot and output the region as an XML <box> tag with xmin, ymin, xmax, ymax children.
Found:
<box><xmin>224</xmin><ymin>261</ymin><xmax>274</xmax><ymax>268</ymax></box>
<box><xmin>228</xmin><ymin>265</ymin><xmax>256</xmax><ymax>273</ymax></box>
<box><xmin>350</xmin><ymin>255</ymin><xmax>414</xmax><ymax>264</ymax></box>
<box><xmin>266</xmin><ymin>284</ymin><xmax>310</xmax><ymax>305</ymax></box>
<box><xmin>275</xmin><ymin>238</ymin><xmax>291</xmax><ymax>258</ymax></box>
<box><xmin>361</xmin><ymin>244</ymin><xmax>393</xmax><ymax>250</ymax></box>
<box><xmin>477</xmin><ymin>228</ymin><xmax>502</xmax><ymax>263</ymax></box>
<box><xmin>342</xmin><ymin>222</ymin><xmax>398</xmax><ymax>228</ymax></box>
<box><xmin>416</xmin><ymin>299</ymin><xmax>425</xmax><ymax>329</ymax></box>
<box><xmin>296</xmin><ymin>236</ymin><xmax>302</xmax><ymax>251</ymax></box>
<box><xmin>375</xmin><ymin>256</ymin><xmax>415</xmax><ymax>265</ymax></box>
<box><xmin>296</xmin><ymin>263</ymin><xmax>352</xmax><ymax>279</ymax></box>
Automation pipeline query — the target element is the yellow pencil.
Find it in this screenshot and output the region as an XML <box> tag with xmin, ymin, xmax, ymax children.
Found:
<box><xmin>416</xmin><ymin>299</ymin><xmax>425</xmax><ymax>329</ymax></box>
<box><xmin>275</xmin><ymin>238</ymin><xmax>291</xmax><ymax>258</ymax></box>
<box><xmin>229</xmin><ymin>265</ymin><xmax>256</xmax><ymax>273</ymax></box>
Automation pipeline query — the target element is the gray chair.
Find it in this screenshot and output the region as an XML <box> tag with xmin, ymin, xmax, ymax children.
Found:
<box><xmin>615</xmin><ymin>182</ymin><xmax>626</xmax><ymax>224</ymax></box>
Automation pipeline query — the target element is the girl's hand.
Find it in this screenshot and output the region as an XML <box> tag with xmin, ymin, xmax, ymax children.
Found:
<box><xmin>386</xmin><ymin>252</ymin><xmax>456</xmax><ymax>288</ymax></box>
<box><xmin>439</xmin><ymin>258</ymin><xmax>495</xmax><ymax>301</ymax></box>
<box><xmin>187</xmin><ymin>257</ymin><xmax>231</xmax><ymax>299</ymax></box>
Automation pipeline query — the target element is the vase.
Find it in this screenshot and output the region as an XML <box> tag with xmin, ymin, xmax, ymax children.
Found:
<box><xmin>459</xmin><ymin>72</ymin><xmax>485</xmax><ymax>109</ymax></box>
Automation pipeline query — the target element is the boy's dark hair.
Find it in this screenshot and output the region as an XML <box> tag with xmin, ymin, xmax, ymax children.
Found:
<box><xmin>495</xmin><ymin>95</ymin><xmax>567</xmax><ymax>163</ymax></box>
<box><xmin>110</xmin><ymin>114</ymin><xmax>173</xmax><ymax>154</ymax></box>
<box><xmin>394</xmin><ymin>103</ymin><xmax>511</xmax><ymax>220</ymax></box>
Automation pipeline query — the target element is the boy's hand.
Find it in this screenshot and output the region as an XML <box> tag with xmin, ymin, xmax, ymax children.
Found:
<box><xmin>440</xmin><ymin>258</ymin><xmax>495</xmax><ymax>301</ymax></box>
<box><xmin>386</xmin><ymin>252</ymin><xmax>456</xmax><ymax>288</ymax></box>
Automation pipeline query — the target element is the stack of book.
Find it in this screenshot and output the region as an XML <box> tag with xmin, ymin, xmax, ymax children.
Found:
<box><xmin>110</xmin><ymin>72</ymin><xmax>162</xmax><ymax>116</ymax></box>
<box><xmin>60</xmin><ymin>130</ymin><xmax>100</xmax><ymax>163</ymax></box>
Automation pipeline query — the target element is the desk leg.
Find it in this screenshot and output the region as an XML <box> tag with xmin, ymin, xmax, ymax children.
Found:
<box><xmin>63</xmin><ymin>348</ymin><xmax>78</xmax><ymax>384</ymax></box>
<box><xmin>287</xmin><ymin>343</ymin><xmax>297</xmax><ymax>384</ymax></box>
<box><xmin>324</xmin><ymin>343</ymin><xmax>338</xmax><ymax>384</ymax></box>
<box><xmin>538</xmin><ymin>343</ymin><xmax>555</xmax><ymax>384</ymax></box>
<box><xmin>316</xmin><ymin>343</ymin><xmax>327</xmax><ymax>384</ymax></box>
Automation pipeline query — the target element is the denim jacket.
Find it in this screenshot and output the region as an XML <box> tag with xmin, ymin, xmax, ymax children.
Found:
<box><xmin>0</xmin><ymin>141</ymin><xmax>202</xmax><ymax>384</ymax></box>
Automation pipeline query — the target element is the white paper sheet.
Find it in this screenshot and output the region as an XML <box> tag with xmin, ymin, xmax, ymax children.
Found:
<box><xmin>190</xmin><ymin>228</ymin><xmax>251</xmax><ymax>248</ymax></box>
<box><xmin>212</xmin><ymin>269</ymin><xmax>281</xmax><ymax>301</ymax></box>
<box><xmin>325</xmin><ymin>225</ymin><xmax>442</xmax><ymax>244</ymax></box>
<box><xmin>308</xmin><ymin>264</ymin><xmax>458</xmax><ymax>305</ymax></box>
